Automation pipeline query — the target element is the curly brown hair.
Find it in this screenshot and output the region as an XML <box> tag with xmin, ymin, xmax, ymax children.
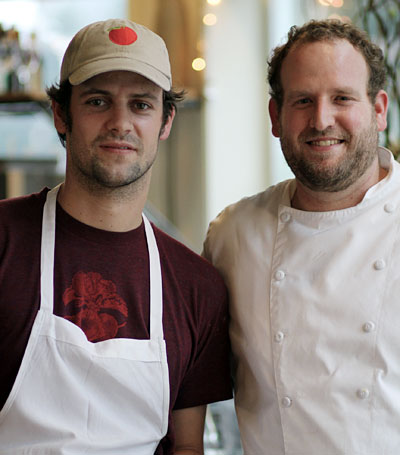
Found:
<box><xmin>268</xmin><ymin>19</ymin><xmax>387</xmax><ymax>111</ymax></box>
<box><xmin>46</xmin><ymin>80</ymin><xmax>184</xmax><ymax>147</ymax></box>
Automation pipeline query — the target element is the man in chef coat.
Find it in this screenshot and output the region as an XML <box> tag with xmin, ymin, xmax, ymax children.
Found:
<box><xmin>203</xmin><ymin>19</ymin><xmax>399</xmax><ymax>455</ymax></box>
<box><xmin>0</xmin><ymin>19</ymin><xmax>232</xmax><ymax>454</ymax></box>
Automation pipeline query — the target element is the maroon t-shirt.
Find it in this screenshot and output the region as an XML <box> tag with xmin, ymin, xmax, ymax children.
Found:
<box><xmin>0</xmin><ymin>189</ymin><xmax>232</xmax><ymax>454</ymax></box>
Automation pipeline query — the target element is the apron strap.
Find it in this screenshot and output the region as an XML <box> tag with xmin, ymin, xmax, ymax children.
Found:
<box><xmin>143</xmin><ymin>215</ymin><xmax>164</xmax><ymax>340</ymax></box>
<box><xmin>40</xmin><ymin>186</ymin><xmax>164</xmax><ymax>340</ymax></box>
<box><xmin>40</xmin><ymin>185</ymin><xmax>61</xmax><ymax>312</ymax></box>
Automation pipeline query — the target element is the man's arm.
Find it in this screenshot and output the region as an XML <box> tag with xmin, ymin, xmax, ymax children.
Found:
<box><xmin>173</xmin><ymin>405</ymin><xmax>207</xmax><ymax>455</ymax></box>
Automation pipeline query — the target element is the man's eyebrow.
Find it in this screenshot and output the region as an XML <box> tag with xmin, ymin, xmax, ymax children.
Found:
<box><xmin>334</xmin><ymin>87</ymin><xmax>362</xmax><ymax>97</ymax></box>
<box><xmin>131</xmin><ymin>92</ymin><xmax>160</xmax><ymax>101</ymax></box>
<box><xmin>285</xmin><ymin>87</ymin><xmax>362</xmax><ymax>101</ymax></box>
<box><xmin>285</xmin><ymin>91</ymin><xmax>312</xmax><ymax>101</ymax></box>
<box><xmin>78</xmin><ymin>87</ymin><xmax>160</xmax><ymax>101</ymax></box>
<box><xmin>78</xmin><ymin>87</ymin><xmax>110</xmax><ymax>98</ymax></box>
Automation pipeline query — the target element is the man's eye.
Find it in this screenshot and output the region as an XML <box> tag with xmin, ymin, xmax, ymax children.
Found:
<box><xmin>87</xmin><ymin>98</ymin><xmax>106</xmax><ymax>106</ymax></box>
<box><xmin>296</xmin><ymin>98</ymin><xmax>311</xmax><ymax>105</ymax></box>
<box><xmin>336</xmin><ymin>96</ymin><xmax>351</xmax><ymax>102</ymax></box>
<box><xmin>134</xmin><ymin>102</ymin><xmax>151</xmax><ymax>110</ymax></box>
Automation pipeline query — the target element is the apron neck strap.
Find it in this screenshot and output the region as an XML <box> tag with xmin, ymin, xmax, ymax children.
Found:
<box><xmin>40</xmin><ymin>185</ymin><xmax>60</xmax><ymax>312</ymax></box>
<box><xmin>142</xmin><ymin>215</ymin><xmax>164</xmax><ymax>340</ymax></box>
<box><xmin>40</xmin><ymin>186</ymin><xmax>164</xmax><ymax>340</ymax></box>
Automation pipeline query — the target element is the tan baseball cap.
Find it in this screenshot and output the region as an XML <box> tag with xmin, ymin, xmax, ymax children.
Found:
<box><xmin>60</xmin><ymin>18</ymin><xmax>172</xmax><ymax>90</ymax></box>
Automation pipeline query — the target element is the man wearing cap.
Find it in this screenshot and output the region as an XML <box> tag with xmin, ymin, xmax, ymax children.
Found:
<box><xmin>0</xmin><ymin>19</ymin><xmax>232</xmax><ymax>454</ymax></box>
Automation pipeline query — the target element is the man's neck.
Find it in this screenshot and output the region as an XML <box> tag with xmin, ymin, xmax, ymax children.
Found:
<box><xmin>291</xmin><ymin>160</ymin><xmax>388</xmax><ymax>212</ymax></box>
<box><xmin>56</xmin><ymin>178</ymin><xmax>149</xmax><ymax>232</ymax></box>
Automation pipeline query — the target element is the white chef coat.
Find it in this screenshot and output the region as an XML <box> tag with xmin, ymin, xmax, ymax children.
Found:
<box><xmin>0</xmin><ymin>185</ymin><xmax>170</xmax><ymax>454</ymax></box>
<box><xmin>204</xmin><ymin>147</ymin><xmax>400</xmax><ymax>455</ymax></box>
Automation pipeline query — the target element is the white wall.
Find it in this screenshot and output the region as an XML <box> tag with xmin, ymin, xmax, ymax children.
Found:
<box><xmin>266</xmin><ymin>0</ymin><xmax>298</xmax><ymax>186</ymax></box>
<box><xmin>203</xmin><ymin>0</ymin><xmax>307</xmax><ymax>224</ymax></box>
<box><xmin>204</xmin><ymin>0</ymin><xmax>269</xmax><ymax>222</ymax></box>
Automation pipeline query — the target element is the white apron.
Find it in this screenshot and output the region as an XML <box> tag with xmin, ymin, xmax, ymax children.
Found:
<box><xmin>0</xmin><ymin>185</ymin><xmax>170</xmax><ymax>454</ymax></box>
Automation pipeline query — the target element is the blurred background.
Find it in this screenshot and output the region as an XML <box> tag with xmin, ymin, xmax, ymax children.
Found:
<box><xmin>0</xmin><ymin>0</ymin><xmax>398</xmax><ymax>453</ymax></box>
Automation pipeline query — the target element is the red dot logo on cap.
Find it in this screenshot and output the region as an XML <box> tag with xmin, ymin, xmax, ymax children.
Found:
<box><xmin>108</xmin><ymin>26</ymin><xmax>138</xmax><ymax>45</ymax></box>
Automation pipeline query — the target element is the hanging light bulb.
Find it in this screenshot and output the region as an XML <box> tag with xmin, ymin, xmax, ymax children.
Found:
<box><xmin>192</xmin><ymin>58</ymin><xmax>207</xmax><ymax>72</ymax></box>
<box><xmin>203</xmin><ymin>13</ymin><xmax>218</xmax><ymax>26</ymax></box>
<box><xmin>207</xmin><ymin>0</ymin><xmax>221</xmax><ymax>5</ymax></box>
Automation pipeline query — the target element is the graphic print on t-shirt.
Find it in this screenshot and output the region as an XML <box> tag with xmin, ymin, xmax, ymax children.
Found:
<box><xmin>62</xmin><ymin>271</ymin><xmax>128</xmax><ymax>342</ymax></box>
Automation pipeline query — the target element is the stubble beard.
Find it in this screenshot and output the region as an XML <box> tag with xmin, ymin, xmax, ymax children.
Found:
<box><xmin>69</xmin><ymin>133</ymin><xmax>158</xmax><ymax>193</ymax></box>
<box><xmin>280</xmin><ymin>115</ymin><xmax>380</xmax><ymax>193</ymax></box>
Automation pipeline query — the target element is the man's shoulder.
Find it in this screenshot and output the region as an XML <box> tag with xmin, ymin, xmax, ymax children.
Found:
<box><xmin>203</xmin><ymin>180</ymin><xmax>291</xmax><ymax>267</ymax></box>
<box><xmin>0</xmin><ymin>188</ymin><xmax>47</xmax><ymax>223</ymax></box>
<box><xmin>0</xmin><ymin>189</ymin><xmax>47</xmax><ymax>258</ymax></box>
<box><xmin>207</xmin><ymin>180</ymin><xmax>290</xmax><ymax>237</ymax></box>
<box><xmin>153</xmin><ymin>223</ymin><xmax>225</xmax><ymax>285</ymax></box>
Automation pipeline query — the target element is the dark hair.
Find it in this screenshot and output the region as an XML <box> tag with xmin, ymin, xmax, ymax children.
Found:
<box><xmin>46</xmin><ymin>79</ymin><xmax>185</xmax><ymax>147</ymax></box>
<box><xmin>46</xmin><ymin>80</ymin><xmax>72</xmax><ymax>147</ymax></box>
<box><xmin>268</xmin><ymin>19</ymin><xmax>387</xmax><ymax>110</ymax></box>
<box><xmin>163</xmin><ymin>88</ymin><xmax>185</xmax><ymax>132</ymax></box>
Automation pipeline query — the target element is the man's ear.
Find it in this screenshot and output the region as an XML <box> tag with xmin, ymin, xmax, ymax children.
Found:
<box><xmin>159</xmin><ymin>107</ymin><xmax>176</xmax><ymax>141</ymax></box>
<box><xmin>52</xmin><ymin>100</ymin><xmax>67</xmax><ymax>135</ymax></box>
<box><xmin>374</xmin><ymin>89</ymin><xmax>388</xmax><ymax>132</ymax></box>
<box><xmin>268</xmin><ymin>98</ymin><xmax>281</xmax><ymax>138</ymax></box>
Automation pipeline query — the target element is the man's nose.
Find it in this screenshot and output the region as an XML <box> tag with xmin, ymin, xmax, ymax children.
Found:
<box><xmin>105</xmin><ymin>105</ymin><xmax>133</xmax><ymax>135</ymax></box>
<box><xmin>309</xmin><ymin>100</ymin><xmax>335</xmax><ymax>132</ymax></box>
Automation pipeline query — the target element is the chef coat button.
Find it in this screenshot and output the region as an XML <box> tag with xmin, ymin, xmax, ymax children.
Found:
<box><xmin>274</xmin><ymin>270</ymin><xmax>285</xmax><ymax>281</ymax></box>
<box><xmin>384</xmin><ymin>203</ymin><xmax>395</xmax><ymax>213</ymax></box>
<box><xmin>374</xmin><ymin>259</ymin><xmax>386</xmax><ymax>270</ymax></box>
<box><xmin>281</xmin><ymin>396</ymin><xmax>292</xmax><ymax>408</ymax></box>
<box><xmin>357</xmin><ymin>388</ymin><xmax>370</xmax><ymax>400</ymax></box>
<box><xmin>280</xmin><ymin>212</ymin><xmax>292</xmax><ymax>223</ymax></box>
<box><xmin>363</xmin><ymin>321</ymin><xmax>375</xmax><ymax>333</ymax></box>
<box><xmin>274</xmin><ymin>331</ymin><xmax>285</xmax><ymax>343</ymax></box>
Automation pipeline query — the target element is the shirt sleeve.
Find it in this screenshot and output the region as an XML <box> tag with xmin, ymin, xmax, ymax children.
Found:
<box><xmin>173</xmin><ymin>272</ymin><xmax>233</xmax><ymax>409</ymax></box>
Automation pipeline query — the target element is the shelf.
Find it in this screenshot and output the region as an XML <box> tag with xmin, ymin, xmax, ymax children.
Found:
<box><xmin>0</xmin><ymin>92</ymin><xmax>51</xmax><ymax>115</ymax></box>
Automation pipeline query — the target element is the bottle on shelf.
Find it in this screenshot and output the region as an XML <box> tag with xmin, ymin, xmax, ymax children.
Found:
<box><xmin>0</xmin><ymin>24</ymin><xmax>43</xmax><ymax>95</ymax></box>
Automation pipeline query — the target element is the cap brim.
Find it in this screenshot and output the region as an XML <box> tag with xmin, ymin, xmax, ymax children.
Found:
<box><xmin>68</xmin><ymin>57</ymin><xmax>171</xmax><ymax>91</ymax></box>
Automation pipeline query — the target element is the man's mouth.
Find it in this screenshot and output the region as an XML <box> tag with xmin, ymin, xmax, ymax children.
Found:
<box><xmin>107</xmin><ymin>146</ymin><xmax>130</xmax><ymax>150</ymax></box>
<box><xmin>306</xmin><ymin>139</ymin><xmax>345</xmax><ymax>146</ymax></box>
<box><xmin>100</xmin><ymin>142</ymin><xmax>135</xmax><ymax>151</ymax></box>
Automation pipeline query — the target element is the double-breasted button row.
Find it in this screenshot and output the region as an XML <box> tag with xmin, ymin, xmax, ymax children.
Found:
<box><xmin>280</xmin><ymin>387</ymin><xmax>371</xmax><ymax>411</ymax></box>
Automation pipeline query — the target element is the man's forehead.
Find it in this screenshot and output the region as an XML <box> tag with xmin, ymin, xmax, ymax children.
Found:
<box><xmin>281</xmin><ymin>39</ymin><xmax>369</xmax><ymax>80</ymax></box>
<box><xmin>286</xmin><ymin>38</ymin><xmax>364</xmax><ymax>63</ymax></box>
